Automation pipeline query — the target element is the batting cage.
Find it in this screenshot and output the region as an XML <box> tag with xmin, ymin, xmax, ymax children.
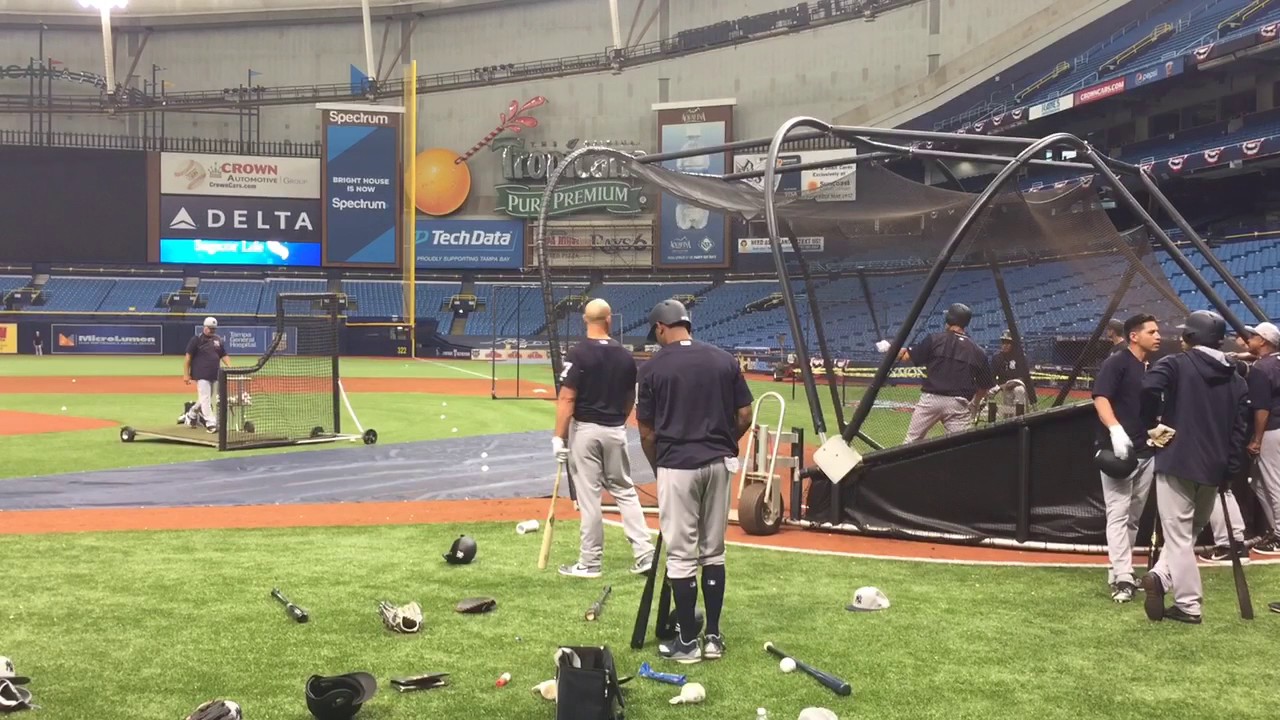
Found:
<box><xmin>218</xmin><ymin>293</ymin><xmax>376</xmax><ymax>451</ymax></box>
<box><xmin>532</xmin><ymin>119</ymin><xmax>1267</xmax><ymax>552</ymax></box>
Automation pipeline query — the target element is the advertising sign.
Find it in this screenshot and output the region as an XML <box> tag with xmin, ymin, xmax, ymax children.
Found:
<box><xmin>531</xmin><ymin>221</ymin><xmax>654</xmax><ymax>269</ymax></box>
<box><xmin>1074</xmin><ymin>77</ymin><xmax>1126</xmax><ymax>106</ymax></box>
<box><xmin>0</xmin><ymin>323</ymin><xmax>15</xmax><ymax>354</ymax></box>
<box><xmin>193</xmin><ymin>325</ymin><xmax>296</xmax><ymax>356</ymax></box>
<box><xmin>1028</xmin><ymin>94</ymin><xmax>1074</xmax><ymax>121</ymax></box>
<box><xmin>52</xmin><ymin>324</ymin><xmax>162</xmax><ymax>354</ymax></box>
<box><xmin>322</xmin><ymin>104</ymin><xmax>403</xmax><ymax>266</ymax></box>
<box><xmin>737</xmin><ymin>236</ymin><xmax>824</xmax><ymax>254</ymax></box>
<box><xmin>159</xmin><ymin>239</ymin><xmax>322</xmax><ymax>267</ymax></box>
<box><xmin>1126</xmin><ymin>57</ymin><xmax>1185</xmax><ymax>89</ymax></box>
<box><xmin>415</xmin><ymin>218</ymin><xmax>525</xmax><ymax>270</ymax></box>
<box><xmin>493</xmin><ymin>135</ymin><xmax>647</xmax><ymax>218</ymax></box>
<box><xmin>732</xmin><ymin>150</ymin><xmax>855</xmax><ymax>201</ymax></box>
<box><xmin>160</xmin><ymin>195</ymin><xmax>320</xmax><ymax>242</ymax></box>
<box><xmin>654</xmin><ymin>101</ymin><xmax>734</xmax><ymax>268</ymax></box>
<box><xmin>160</xmin><ymin>153</ymin><xmax>319</xmax><ymax>199</ymax></box>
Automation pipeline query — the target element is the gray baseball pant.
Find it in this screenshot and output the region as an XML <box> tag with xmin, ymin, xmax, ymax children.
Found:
<box><xmin>1149</xmin><ymin>472</ymin><xmax>1217</xmax><ymax>617</ymax></box>
<box><xmin>656</xmin><ymin>458</ymin><xmax>732</xmax><ymax>579</ymax></box>
<box><xmin>1100</xmin><ymin>456</ymin><xmax>1154</xmax><ymax>586</ymax></box>
<box><xmin>1206</xmin><ymin>488</ymin><xmax>1245</xmax><ymax>547</ymax></box>
<box><xmin>995</xmin><ymin>383</ymin><xmax>1027</xmax><ymax>420</ymax></box>
<box><xmin>904</xmin><ymin>392</ymin><xmax>972</xmax><ymax>443</ymax></box>
<box><xmin>1254</xmin><ymin>428</ymin><xmax>1280</xmax><ymax>532</ymax></box>
<box><xmin>183</xmin><ymin>379</ymin><xmax>217</xmax><ymax>428</ymax></box>
<box><xmin>569</xmin><ymin>420</ymin><xmax>654</xmax><ymax>570</ymax></box>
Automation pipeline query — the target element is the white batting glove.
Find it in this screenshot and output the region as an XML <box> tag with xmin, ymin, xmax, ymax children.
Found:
<box><xmin>875</xmin><ymin>340</ymin><xmax>891</xmax><ymax>353</ymax></box>
<box><xmin>1108</xmin><ymin>425</ymin><xmax>1133</xmax><ymax>460</ymax></box>
<box><xmin>552</xmin><ymin>436</ymin><xmax>569</xmax><ymax>463</ymax></box>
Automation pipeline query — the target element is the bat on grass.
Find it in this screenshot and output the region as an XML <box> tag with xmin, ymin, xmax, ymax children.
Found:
<box><xmin>764</xmin><ymin>642</ymin><xmax>851</xmax><ymax>696</ymax></box>
<box><xmin>271</xmin><ymin>587</ymin><xmax>309</xmax><ymax>623</ymax></box>
<box><xmin>537</xmin><ymin>461</ymin><xmax>563</xmax><ymax>571</ymax></box>
<box><xmin>1218</xmin><ymin>484</ymin><xmax>1254</xmax><ymax>620</ymax></box>
<box><xmin>585</xmin><ymin>585</ymin><xmax>612</xmax><ymax>622</ymax></box>
<box><xmin>630</xmin><ymin>532</ymin><xmax>663</xmax><ymax>649</ymax></box>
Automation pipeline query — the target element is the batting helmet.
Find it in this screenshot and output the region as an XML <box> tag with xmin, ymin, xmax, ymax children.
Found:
<box><xmin>444</xmin><ymin>535</ymin><xmax>477</xmax><ymax>565</ymax></box>
<box><xmin>646</xmin><ymin>299</ymin><xmax>692</xmax><ymax>342</ymax></box>
<box><xmin>1095</xmin><ymin>448</ymin><xmax>1138</xmax><ymax>479</ymax></box>
<box><xmin>944</xmin><ymin>303</ymin><xmax>972</xmax><ymax>328</ymax></box>
<box><xmin>1180</xmin><ymin>310</ymin><xmax>1227</xmax><ymax>348</ymax></box>
<box><xmin>305</xmin><ymin>673</ymin><xmax>376</xmax><ymax>720</ymax></box>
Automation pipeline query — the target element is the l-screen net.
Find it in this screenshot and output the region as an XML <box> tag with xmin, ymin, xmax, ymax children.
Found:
<box><xmin>220</xmin><ymin>293</ymin><xmax>342</xmax><ymax>450</ymax></box>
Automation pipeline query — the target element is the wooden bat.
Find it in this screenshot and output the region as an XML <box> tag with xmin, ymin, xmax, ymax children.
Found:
<box><xmin>271</xmin><ymin>587</ymin><xmax>309</xmax><ymax>623</ymax></box>
<box><xmin>630</xmin><ymin>532</ymin><xmax>663</xmax><ymax>649</ymax></box>
<box><xmin>1218</xmin><ymin>485</ymin><xmax>1254</xmax><ymax>620</ymax></box>
<box><xmin>1146</xmin><ymin>480</ymin><xmax>1162</xmax><ymax>571</ymax></box>
<box><xmin>655</xmin><ymin>571</ymin><xmax>673</xmax><ymax>639</ymax></box>
<box><xmin>765</xmin><ymin>642</ymin><xmax>851</xmax><ymax>696</ymax></box>
<box><xmin>537</xmin><ymin>461</ymin><xmax>563</xmax><ymax>570</ymax></box>
<box><xmin>585</xmin><ymin>585</ymin><xmax>612</xmax><ymax>622</ymax></box>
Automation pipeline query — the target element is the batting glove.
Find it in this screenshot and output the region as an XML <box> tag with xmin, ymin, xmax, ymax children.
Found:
<box><xmin>552</xmin><ymin>436</ymin><xmax>568</xmax><ymax>463</ymax></box>
<box><xmin>874</xmin><ymin>340</ymin><xmax>891</xmax><ymax>354</ymax></box>
<box><xmin>1148</xmin><ymin>423</ymin><xmax>1176</xmax><ymax>448</ymax></box>
<box><xmin>1108</xmin><ymin>425</ymin><xmax>1133</xmax><ymax>460</ymax></box>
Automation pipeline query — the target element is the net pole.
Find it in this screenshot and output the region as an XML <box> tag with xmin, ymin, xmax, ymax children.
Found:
<box><xmin>858</xmin><ymin>271</ymin><xmax>884</xmax><ymax>341</ymax></box>
<box><xmin>331</xmin><ymin>296</ymin><xmax>341</xmax><ymax>434</ymax></box>
<box><xmin>1051</xmin><ymin>264</ymin><xmax>1137</xmax><ymax>407</ymax></box>
<box><xmin>490</xmin><ymin>286</ymin><xmax>499</xmax><ymax>399</ymax></box>
<box><xmin>987</xmin><ymin>257</ymin><xmax>1036</xmax><ymax>406</ymax></box>
<box><xmin>516</xmin><ymin>285</ymin><xmax>523</xmax><ymax>398</ymax></box>
<box><xmin>786</xmin><ymin>225</ymin><xmax>845</xmax><ymax>432</ymax></box>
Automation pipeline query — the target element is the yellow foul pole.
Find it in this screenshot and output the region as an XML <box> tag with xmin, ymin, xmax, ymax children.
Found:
<box><xmin>404</xmin><ymin>60</ymin><xmax>418</xmax><ymax>357</ymax></box>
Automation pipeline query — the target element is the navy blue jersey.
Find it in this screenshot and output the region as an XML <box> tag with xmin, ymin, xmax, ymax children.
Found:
<box><xmin>560</xmin><ymin>338</ymin><xmax>636</xmax><ymax>427</ymax></box>
<box><xmin>1092</xmin><ymin>347</ymin><xmax>1149</xmax><ymax>452</ymax></box>
<box><xmin>185</xmin><ymin>333</ymin><xmax>226</xmax><ymax>382</ymax></box>
<box><xmin>1247</xmin><ymin>353</ymin><xmax>1280</xmax><ymax>431</ymax></box>
<box><xmin>992</xmin><ymin>350</ymin><xmax>1023</xmax><ymax>385</ymax></box>
<box><xmin>908</xmin><ymin>331</ymin><xmax>993</xmax><ymax>398</ymax></box>
<box><xmin>1141</xmin><ymin>348</ymin><xmax>1250</xmax><ymax>486</ymax></box>
<box><xmin>636</xmin><ymin>340</ymin><xmax>754</xmax><ymax>469</ymax></box>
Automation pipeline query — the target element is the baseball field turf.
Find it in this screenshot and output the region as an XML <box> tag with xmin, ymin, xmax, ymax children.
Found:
<box><xmin>2</xmin><ymin>356</ymin><xmax>1278</xmax><ymax>719</ymax></box>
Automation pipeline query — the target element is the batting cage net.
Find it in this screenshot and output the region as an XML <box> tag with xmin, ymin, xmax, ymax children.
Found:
<box><xmin>220</xmin><ymin>293</ymin><xmax>343</xmax><ymax>450</ymax></box>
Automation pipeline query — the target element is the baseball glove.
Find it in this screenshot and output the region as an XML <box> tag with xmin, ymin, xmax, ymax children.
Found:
<box><xmin>390</xmin><ymin>673</ymin><xmax>449</xmax><ymax>693</ymax></box>
<box><xmin>185</xmin><ymin>700</ymin><xmax>242</xmax><ymax>720</ymax></box>
<box><xmin>378</xmin><ymin>600</ymin><xmax>423</xmax><ymax>633</ymax></box>
<box><xmin>455</xmin><ymin>596</ymin><xmax>497</xmax><ymax>614</ymax></box>
<box><xmin>0</xmin><ymin>680</ymin><xmax>34</xmax><ymax>712</ymax></box>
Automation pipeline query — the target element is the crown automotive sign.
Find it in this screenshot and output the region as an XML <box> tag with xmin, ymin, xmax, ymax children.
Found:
<box><xmin>160</xmin><ymin>153</ymin><xmax>319</xmax><ymax>199</ymax></box>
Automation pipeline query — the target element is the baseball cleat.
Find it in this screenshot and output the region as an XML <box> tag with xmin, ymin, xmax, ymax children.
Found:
<box><xmin>1197</xmin><ymin>546</ymin><xmax>1249</xmax><ymax>565</ymax></box>
<box><xmin>702</xmin><ymin>634</ymin><xmax>725</xmax><ymax>660</ymax></box>
<box><xmin>1252</xmin><ymin>534</ymin><xmax>1280</xmax><ymax>555</ymax></box>
<box><xmin>1142</xmin><ymin>573</ymin><xmax>1165</xmax><ymax>621</ymax></box>
<box><xmin>657</xmin><ymin>635</ymin><xmax>701</xmax><ymax>664</ymax></box>
<box><xmin>630</xmin><ymin>552</ymin><xmax>654</xmax><ymax>575</ymax></box>
<box><xmin>1163</xmin><ymin>606</ymin><xmax>1202</xmax><ymax>625</ymax></box>
<box><xmin>558</xmin><ymin>563</ymin><xmax>602</xmax><ymax>579</ymax></box>
<box><xmin>1111</xmin><ymin>581</ymin><xmax>1136</xmax><ymax>604</ymax></box>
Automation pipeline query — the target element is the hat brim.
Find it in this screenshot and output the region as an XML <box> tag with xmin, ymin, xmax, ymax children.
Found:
<box><xmin>844</xmin><ymin>603</ymin><xmax>887</xmax><ymax>612</ymax></box>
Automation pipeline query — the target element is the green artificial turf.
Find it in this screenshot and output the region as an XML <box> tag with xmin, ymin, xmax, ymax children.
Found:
<box><xmin>3</xmin><ymin>522</ymin><xmax>1278</xmax><ymax>720</ymax></box>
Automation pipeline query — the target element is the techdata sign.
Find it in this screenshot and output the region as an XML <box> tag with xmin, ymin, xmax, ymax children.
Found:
<box><xmin>322</xmin><ymin>104</ymin><xmax>403</xmax><ymax>266</ymax></box>
<box><xmin>161</xmin><ymin>196</ymin><xmax>320</xmax><ymax>242</ymax></box>
<box><xmin>415</xmin><ymin>218</ymin><xmax>524</xmax><ymax>270</ymax></box>
<box><xmin>52</xmin><ymin>324</ymin><xmax>162</xmax><ymax>354</ymax></box>
<box><xmin>194</xmin><ymin>325</ymin><xmax>297</xmax><ymax>356</ymax></box>
<box><xmin>160</xmin><ymin>153</ymin><xmax>319</xmax><ymax>199</ymax></box>
<box><xmin>159</xmin><ymin>239</ymin><xmax>321</xmax><ymax>266</ymax></box>
<box><xmin>653</xmin><ymin>101</ymin><xmax>734</xmax><ymax>268</ymax></box>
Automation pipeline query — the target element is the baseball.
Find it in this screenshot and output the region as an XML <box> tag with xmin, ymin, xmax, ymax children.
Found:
<box><xmin>442</xmin><ymin>402</ymin><xmax>448</xmax><ymax>407</ymax></box>
<box><xmin>452</xmin><ymin>427</ymin><xmax>458</xmax><ymax>433</ymax></box>
<box><xmin>481</xmin><ymin>451</ymin><xmax>489</xmax><ymax>459</ymax></box>
<box><xmin>71</xmin><ymin>379</ymin><xmax>76</xmax><ymax>383</ymax></box>
<box><xmin>780</xmin><ymin>657</ymin><xmax>797</xmax><ymax>673</ymax></box>
<box><xmin>60</xmin><ymin>406</ymin><xmax>66</xmax><ymax>412</ymax></box>
<box><xmin>440</xmin><ymin>414</ymin><xmax>446</xmax><ymax>420</ymax></box>
<box><xmin>481</xmin><ymin>465</ymin><xmax>489</xmax><ymax>472</ymax></box>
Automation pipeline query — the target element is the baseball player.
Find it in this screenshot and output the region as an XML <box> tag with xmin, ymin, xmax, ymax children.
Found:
<box><xmin>1104</xmin><ymin>318</ymin><xmax>1127</xmax><ymax>357</ymax></box>
<box><xmin>553</xmin><ymin>298</ymin><xmax>655</xmax><ymax>579</ymax></box>
<box><xmin>1241</xmin><ymin>322</ymin><xmax>1280</xmax><ymax>555</ymax></box>
<box><xmin>637</xmin><ymin>299</ymin><xmax>753</xmax><ymax>663</ymax></box>
<box><xmin>180</xmin><ymin>317</ymin><xmax>231</xmax><ymax>433</ymax></box>
<box><xmin>1198</xmin><ymin>330</ymin><xmax>1255</xmax><ymax>565</ymax></box>
<box><xmin>1091</xmin><ymin>313</ymin><xmax>1160</xmax><ymax>603</ymax></box>
<box><xmin>879</xmin><ymin>303</ymin><xmax>994</xmax><ymax>443</ymax></box>
<box><xmin>32</xmin><ymin>330</ymin><xmax>42</xmax><ymax>357</ymax></box>
<box><xmin>1140</xmin><ymin>310</ymin><xmax>1250</xmax><ymax>624</ymax></box>
<box><xmin>991</xmin><ymin>331</ymin><xmax>1028</xmax><ymax>420</ymax></box>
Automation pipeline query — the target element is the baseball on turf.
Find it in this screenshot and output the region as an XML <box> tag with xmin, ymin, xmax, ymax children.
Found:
<box><xmin>780</xmin><ymin>657</ymin><xmax>797</xmax><ymax>673</ymax></box>
<box><xmin>60</xmin><ymin>406</ymin><xmax>67</xmax><ymax>411</ymax></box>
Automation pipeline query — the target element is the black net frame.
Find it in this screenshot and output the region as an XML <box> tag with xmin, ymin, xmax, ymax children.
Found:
<box><xmin>532</xmin><ymin>119</ymin><xmax>1268</xmax><ymax>552</ymax></box>
<box><xmin>488</xmin><ymin>284</ymin><xmax>552</xmax><ymax>401</ymax></box>
<box><xmin>218</xmin><ymin>292</ymin><xmax>347</xmax><ymax>451</ymax></box>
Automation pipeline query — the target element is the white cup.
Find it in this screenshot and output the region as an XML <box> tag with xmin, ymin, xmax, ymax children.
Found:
<box><xmin>516</xmin><ymin>520</ymin><xmax>540</xmax><ymax>535</ymax></box>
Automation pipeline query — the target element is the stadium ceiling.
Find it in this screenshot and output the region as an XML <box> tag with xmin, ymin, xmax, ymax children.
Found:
<box><xmin>0</xmin><ymin>0</ymin><xmax>552</xmax><ymax>30</ymax></box>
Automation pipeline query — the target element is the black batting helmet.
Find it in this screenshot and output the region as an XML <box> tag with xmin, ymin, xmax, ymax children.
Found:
<box><xmin>1095</xmin><ymin>449</ymin><xmax>1138</xmax><ymax>479</ymax></box>
<box><xmin>1180</xmin><ymin>310</ymin><xmax>1227</xmax><ymax>349</ymax></box>
<box><xmin>944</xmin><ymin>303</ymin><xmax>972</xmax><ymax>328</ymax></box>
<box><xmin>444</xmin><ymin>535</ymin><xmax>477</xmax><ymax>565</ymax></box>
<box><xmin>305</xmin><ymin>673</ymin><xmax>377</xmax><ymax>720</ymax></box>
<box><xmin>646</xmin><ymin>298</ymin><xmax>692</xmax><ymax>342</ymax></box>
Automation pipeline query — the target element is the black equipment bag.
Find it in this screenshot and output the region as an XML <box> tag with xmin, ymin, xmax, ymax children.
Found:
<box><xmin>555</xmin><ymin>646</ymin><xmax>624</xmax><ymax>720</ymax></box>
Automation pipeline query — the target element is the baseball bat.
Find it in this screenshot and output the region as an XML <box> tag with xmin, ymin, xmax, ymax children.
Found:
<box><xmin>271</xmin><ymin>587</ymin><xmax>309</xmax><ymax>623</ymax></box>
<box><xmin>1218</xmin><ymin>485</ymin><xmax>1255</xmax><ymax>620</ymax></box>
<box><xmin>764</xmin><ymin>642</ymin><xmax>851</xmax><ymax>697</ymax></box>
<box><xmin>655</xmin><ymin>571</ymin><xmax>673</xmax><ymax>638</ymax></box>
<box><xmin>1146</xmin><ymin>480</ymin><xmax>1162</xmax><ymax>571</ymax></box>
<box><xmin>630</xmin><ymin>531</ymin><xmax>664</xmax><ymax>649</ymax></box>
<box><xmin>537</xmin><ymin>461</ymin><xmax>563</xmax><ymax>570</ymax></box>
<box><xmin>585</xmin><ymin>585</ymin><xmax>612</xmax><ymax>622</ymax></box>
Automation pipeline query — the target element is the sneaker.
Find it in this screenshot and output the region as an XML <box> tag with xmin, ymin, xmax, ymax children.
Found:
<box><xmin>1142</xmin><ymin>573</ymin><xmax>1165</xmax><ymax>621</ymax></box>
<box><xmin>1198</xmin><ymin>546</ymin><xmax>1232</xmax><ymax>564</ymax></box>
<box><xmin>702</xmin><ymin>634</ymin><xmax>725</xmax><ymax>660</ymax></box>
<box><xmin>657</xmin><ymin>635</ymin><xmax>701</xmax><ymax>664</ymax></box>
<box><xmin>1111</xmin><ymin>581</ymin><xmax>1136</xmax><ymax>604</ymax></box>
<box><xmin>176</xmin><ymin>413</ymin><xmax>188</xmax><ymax>425</ymax></box>
<box><xmin>630</xmin><ymin>552</ymin><xmax>654</xmax><ymax>575</ymax></box>
<box><xmin>1164</xmin><ymin>606</ymin><xmax>1202</xmax><ymax>624</ymax></box>
<box><xmin>558</xmin><ymin>563</ymin><xmax>602</xmax><ymax>579</ymax></box>
<box><xmin>1268</xmin><ymin>601</ymin><xmax>1280</xmax><ymax>614</ymax></box>
<box><xmin>206</xmin><ymin>425</ymin><xmax>218</xmax><ymax>434</ymax></box>
<box><xmin>1252</xmin><ymin>534</ymin><xmax>1280</xmax><ymax>555</ymax></box>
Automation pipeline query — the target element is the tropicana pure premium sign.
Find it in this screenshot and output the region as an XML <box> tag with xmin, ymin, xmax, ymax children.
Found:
<box><xmin>493</xmin><ymin>137</ymin><xmax>648</xmax><ymax>218</ymax></box>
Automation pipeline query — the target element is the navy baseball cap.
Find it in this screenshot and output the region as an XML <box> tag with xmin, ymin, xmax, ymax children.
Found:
<box><xmin>647</xmin><ymin>299</ymin><xmax>691</xmax><ymax>342</ymax></box>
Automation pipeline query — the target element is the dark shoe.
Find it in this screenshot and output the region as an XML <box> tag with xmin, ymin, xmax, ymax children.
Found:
<box><xmin>1111</xmin><ymin>581</ymin><xmax>1136</xmax><ymax>604</ymax></box>
<box><xmin>657</xmin><ymin>635</ymin><xmax>701</xmax><ymax>664</ymax></box>
<box><xmin>1142</xmin><ymin>573</ymin><xmax>1165</xmax><ymax>621</ymax></box>
<box><xmin>1164</xmin><ymin>606</ymin><xmax>1202</xmax><ymax>624</ymax></box>
<box><xmin>1268</xmin><ymin>601</ymin><xmax>1280</xmax><ymax>614</ymax></box>
<box><xmin>702</xmin><ymin>634</ymin><xmax>724</xmax><ymax>660</ymax></box>
<box><xmin>1252</xmin><ymin>534</ymin><xmax>1280</xmax><ymax>556</ymax></box>
<box><xmin>1198</xmin><ymin>546</ymin><xmax>1231</xmax><ymax>564</ymax></box>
